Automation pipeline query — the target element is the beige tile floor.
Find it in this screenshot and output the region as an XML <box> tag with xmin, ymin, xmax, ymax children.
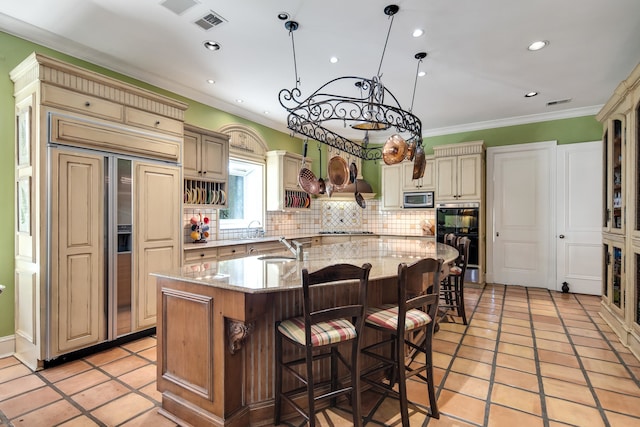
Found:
<box><xmin>1</xmin><ymin>284</ymin><xmax>640</xmax><ymax>426</ymax></box>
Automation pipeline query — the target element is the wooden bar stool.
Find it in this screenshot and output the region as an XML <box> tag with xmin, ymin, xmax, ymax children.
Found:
<box><xmin>361</xmin><ymin>258</ymin><xmax>443</xmax><ymax>426</ymax></box>
<box><xmin>274</xmin><ymin>263</ymin><xmax>371</xmax><ymax>427</ymax></box>
<box><xmin>440</xmin><ymin>236</ymin><xmax>470</xmax><ymax>324</ymax></box>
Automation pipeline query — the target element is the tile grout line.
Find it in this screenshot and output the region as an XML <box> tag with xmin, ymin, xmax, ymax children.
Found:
<box><xmin>523</xmin><ymin>287</ymin><xmax>550</xmax><ymax>427</ymax></box>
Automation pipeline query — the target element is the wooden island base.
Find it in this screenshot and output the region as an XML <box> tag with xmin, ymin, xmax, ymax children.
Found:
<box><xmin>154</xmin><ymin>239</ymin><xmax>458</xmax><ymax>426</ymax></box>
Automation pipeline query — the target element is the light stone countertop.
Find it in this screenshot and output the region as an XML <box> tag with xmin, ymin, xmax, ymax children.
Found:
<box><xmin>182</xmin><ymin>233</ymin><xmax>435</xmax><ymax>250</ymax></box>
<box><xmin>156</xmin><ymin>238</ymin><xmax>457</xmax><ymax>294</ymax></box>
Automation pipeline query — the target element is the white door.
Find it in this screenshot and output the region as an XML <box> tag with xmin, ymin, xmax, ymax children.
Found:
<box><xmin>487</xmin><ymin>142</ymin><xmax>555</xmax><ymax>287</ymax></box>
<box><xmin>556</xmin><ymin>141</ymin><xmax>603</xmax><ymax>295</ymax></box>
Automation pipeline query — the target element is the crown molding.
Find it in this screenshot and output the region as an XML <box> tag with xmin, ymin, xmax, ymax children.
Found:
<box><xmin>422</xmin><ymin>105</ymin><xmax>603</xmax><ymax>138</ymax></box>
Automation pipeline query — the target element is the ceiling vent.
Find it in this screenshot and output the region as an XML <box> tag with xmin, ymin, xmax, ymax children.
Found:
<box><xmin>546</xmin><ymin>98</ymin><xmax>572</xmax><ymax>106</ymax></box>
<box><xmin>194</xmin><ymin>11</ymin><xmax>227</xmax><ymax>30</ymax></box>
<box><xmin>160</xmin><ymin>0</ymin><xmax>199</xmax><ymax>16</ymax></box>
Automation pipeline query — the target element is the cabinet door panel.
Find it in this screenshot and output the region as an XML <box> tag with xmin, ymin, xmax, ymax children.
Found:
<box><xmin>381</xmin><ymin>164</ymin><xmax>402</xmax><ymax>209</ymax></box>
<box><xmin>283</xmin><ymin>155</ymin><xmax>300</xmax><ymax>190</ymax></box>
<box><xmin>202</xmin><ymin>135</ymin><xmax>227</xmax><ymax>181</ymax></box>
<box><xmin>458</xmin><ymin>154</ymin><xmax>481</xmax><ymax>199</ymax></box>
<box><xmin>435</xmin><ymin>157</ymin><xmax>456</xmax><ymax>199</ymax></box>
<box><xmin>50</xmin><ymin>150</ymin><xmax>105</xmax><ymax>354</ymax></box>
<box><xmin>135</xmin><ymin>162</ymin><xmax>181</xmax><ymax>330</ymax></box>
<box><xmin>183</xmin><ymin>131</ymin><xmax>199</xmax><ymax>178</ymax></box>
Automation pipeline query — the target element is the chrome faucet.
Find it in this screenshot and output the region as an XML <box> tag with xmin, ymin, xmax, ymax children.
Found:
<box><xmin>279</xmin><ymin>237</ymin><xmax>304</xmax><ymax>260</ymax></box>
<box><xmin>246</xmin><ymin>220</ymin><xmax>262</xmax><ymax>238</ymax></box>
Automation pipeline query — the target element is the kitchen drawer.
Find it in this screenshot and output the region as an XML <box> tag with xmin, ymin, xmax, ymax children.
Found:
<box><xmin>218</xmin><ymin>244</ymin><xmax>247</xmax><ymax>259</ymax></box>
<box><xmin>184</xmin><ymin>247</ymin><xmax>218</xmax><ymax>263</ymax></box>
<box><xmin>42</xmin><ymin>84</ymin><xmax>124</xmax><ymax>121</ymax></box>
<box><xmin>125</xmin><ymin>107</ymin><xmax>183</xmax><ymax>136</ymax></box>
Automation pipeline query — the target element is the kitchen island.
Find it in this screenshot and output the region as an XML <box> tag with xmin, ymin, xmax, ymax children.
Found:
<box><xmin>153</xmin><ymin>238</ymin><xmax>457</xmax><ymax>427</ymax></box>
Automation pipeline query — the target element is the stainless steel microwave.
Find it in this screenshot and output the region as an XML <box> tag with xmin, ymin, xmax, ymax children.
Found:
<box><xmin>403</xmin><ymin>191</ymin><xmax>434</xmax><ymax>208</ymax></box>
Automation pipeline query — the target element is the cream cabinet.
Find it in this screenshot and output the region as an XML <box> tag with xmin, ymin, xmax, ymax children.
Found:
<box><xmin>402</xmin><ymin>156</ymin><xmax>435</xmax><ymax>191</ymax></box>
<box><xmin>183</xmin><ymin>125</ymin><xmax>229</xmax><ymax>182</ymax></box>
<box><xmin>183</xmin><ymin>125</ymin><xmax>229</xmax><ymax>208</ymax></box>
<box><xmin>597</xmin><ymin>61</ymin><xmax>640</xmax><ymax>360</ymax></box>
<box><xmin>434</xmin><ymin>147</ymin><xmax>483</xmax><ymax>202</ymax></box>
<box><xmin>11</xmin><ymin>53</ymin><xmax>187</xmax><ymax>369</ymax></box>
<box><xmin>266</xmin><ymin>150</ymin><xmax>312</xmax><ymax>211</ymax></box>
<box><xmin>381</xmin><ymin>163</ymin><xmax>402</xmax><ymax>210</ymax></box>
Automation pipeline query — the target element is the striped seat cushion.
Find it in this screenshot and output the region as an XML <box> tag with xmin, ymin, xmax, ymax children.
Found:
<box><xmin>365</xmin><ymin>304</ymin><xmax>432</xmax><ymax>331</ymax></box>
<box><xmin>278</xmin><ymin>317</ymin><xmax>357</xmax><ymax>347</ymax></box>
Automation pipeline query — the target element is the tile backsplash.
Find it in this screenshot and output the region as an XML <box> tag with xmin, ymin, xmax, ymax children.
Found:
<box><xmin>184</xmin><ymin>199</ymin><xmax>435</xmax><ymax>244</ymax></box>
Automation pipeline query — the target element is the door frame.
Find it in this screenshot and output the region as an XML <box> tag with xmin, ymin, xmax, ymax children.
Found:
<box><xmin>486</xmin><ymin>141</ymin><xmax>557</xmax><ymax>287</ymax></box>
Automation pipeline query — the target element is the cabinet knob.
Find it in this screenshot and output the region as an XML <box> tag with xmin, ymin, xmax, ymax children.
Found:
<box><xmin>232</xmin><ymin>249</ymin><xmax>236</xmax><ymax>253</ymax></box>
<box><xmin>559</xmin><ymin>234</ymin><xmax>565</xmax><ymax>239</ymax></box>
<box><xmin>84</xmin><ymin>101</ymin><xmax>91</xmax><ymax>107</ymax></box>
<box><xmin>200</xmin><ymin>253</ymin><xmax>204</xmax><ymax>257</ymax></box>
<box><xmin>155</xmin><ymin>120</ymin><xmax>160</xmax><ymax>126</ymax></box>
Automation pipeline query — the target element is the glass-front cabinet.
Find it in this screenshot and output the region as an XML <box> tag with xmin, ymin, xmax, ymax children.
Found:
<box><xmin>603</xmin><ymin>117</ymin><xmax>625</xmax><ymax>233</ymax></box>
<box><xmin>598</xmin><ymin>61</ymin><xmax>640</xmax><ymax>358</ymax></box>
<box><xmin>602</xmin><ymin>237</ymin><xmax>625</xmax><ymax>318</ymax></box>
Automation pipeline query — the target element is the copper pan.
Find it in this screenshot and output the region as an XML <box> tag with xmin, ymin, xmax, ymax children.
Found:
<box><xmin>412</xmin><ymin>144</ymin><xmax>426</xmax><ymax>180</ymax></box>
<box><xmin>328</xmin><ymin>155</ymin><xmax>349</xmax><ymax>189</ymax></box>
<box><xmin>382</xmin><ymin>134</ymin><xmax>408</xmax><ymax>165</ymax></box>
<box><xmin>405</xmin><ymin>139</ymin><xmax>417</xmax><ymax>161</ymax></box>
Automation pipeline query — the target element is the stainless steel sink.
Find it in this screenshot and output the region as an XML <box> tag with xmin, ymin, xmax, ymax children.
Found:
<box><xmin>257</xmin><ymin>255</ymin><xmax>296</xmax><ymax>262</ymax></box>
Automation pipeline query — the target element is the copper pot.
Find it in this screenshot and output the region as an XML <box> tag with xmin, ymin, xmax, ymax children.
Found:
<box><xmin>405</xmin><ymin>139</ymin><xmax>417</xmax><ymax>161</ymax></box>
<box><xmin>328</xmin><ymin>155</ymin><xmax>349</xmax><ymax>189</ymax></box>
<box><xmin>412</xmin><ymin>144</ymin><xmax>426</xmax><ymax>180</ymax></box>
<box><xmin>382</xmin><ymin>134</ymin><xmax>408</xmax><ymax>165</ymax></box>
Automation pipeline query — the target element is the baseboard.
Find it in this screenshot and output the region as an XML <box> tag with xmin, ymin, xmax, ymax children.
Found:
<box><xmin>0</xmin><ymin>335</ymin><xmax>16</xmax><ymax>358</ymax></box>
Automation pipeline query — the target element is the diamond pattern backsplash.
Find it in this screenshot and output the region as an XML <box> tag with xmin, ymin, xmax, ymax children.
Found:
<box><xmin>321</xmin><ymin>201</ymin><xmax>363</xmax><ymax>231</ymax></box>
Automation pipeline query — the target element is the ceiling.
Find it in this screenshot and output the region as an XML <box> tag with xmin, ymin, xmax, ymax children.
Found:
<box><xmin>2</xmin><ymin>0</ymin><xmax>640</xmax><ymax>142</ymax></box>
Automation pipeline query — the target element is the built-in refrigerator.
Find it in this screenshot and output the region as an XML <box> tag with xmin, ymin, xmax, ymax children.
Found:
<box><xmin>47</xmin><ymin>145</ymin><xmax>181</xmax><ymax>360</ymax></box>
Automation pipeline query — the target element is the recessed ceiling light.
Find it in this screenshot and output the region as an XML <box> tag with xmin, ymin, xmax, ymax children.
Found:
<box><xmin>277</xmin><ymin>12</ymin><xmax>289</xmax><ymax>20</ymax></box>
<box><xmin>236</xmin><ymin>99</ymin><xmax>244</xmax><ymax>103</ymax></box>
<box><xmin>206</xmin><ymin>79</ymin><xmax>215</xmax><ymax>84</ymax></box>
<box><xmin>203</xmin><ymin>40</ymin><xmax>221</xmax><ymax>51</ymax></box>
<box><xmin>412</xmin><ymin>29</ymin><xmax>424</xmax><ymax>38</ymax></box>
<box><xmin>418</xmin><ymin>71</ymin><xmax>426</xmax><ymax>77</ymax></box>
<box><xmin>527</xmin><ymin>40</ymin><xmax>549</xmax><ymax>51</ymax></box>
<box><xmin>264</xmin><ymin>111</ymin><xmax>270</xmax><ymax>115</ymax></box>
<box><xmin>330</xmin><ymin>56</ymin><xmax>339</xmax><ymax>64</ymax></box>
<box><xmin>525</xmin><ymin>91</ymin><xmax>539</xmax><ymax>97</ymax></box>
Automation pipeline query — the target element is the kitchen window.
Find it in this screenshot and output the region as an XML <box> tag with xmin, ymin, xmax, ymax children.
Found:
<box><xmin>219</xmin><ymin>158</ymin><xmax>264</xmax><ymax>229</ymax></box>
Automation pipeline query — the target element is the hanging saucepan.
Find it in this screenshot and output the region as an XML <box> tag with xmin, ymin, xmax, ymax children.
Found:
<box><xmin>349</xmin><ymin>161</ymin><xmax>357</xmax><ymax>184</ymax></box>
<box><xmin>405</xmin><ymin>138</ymin><xmax>417</xmax><ymax>161</ymax></box>
<box><xmin>382</xmin><ymin>134</ymin><xmax>408</xmax><ymax>165</ymax></box>
<box><xmin>354</xmin><ymin>178</ymin><xmax>366</xmax><ymax>209</ymax></box>
<box><xmin>328</xmin><ymin>155</ymin><xmax>349</xmax><ymax>189</ymax></box>
<box><xmin>317</xmin><ymin>144</ymin><xmax>326</xmax><ymax>194</ymax></box>
<box><xmin>412</xmin><ymin>144</ymin><xmax>426</xmax><ymax>180</ymax></box>
<box><xmin>298</xmin><ymin>140</ymin><xmax>320</xmax><ymax>194</ymax></box>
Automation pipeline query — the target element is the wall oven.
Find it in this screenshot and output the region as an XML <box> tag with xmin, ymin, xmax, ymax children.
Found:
<box><xmin>436</xmin><ymin>202</ymin><xmax>480</xmax><ymax>282</ymax></box>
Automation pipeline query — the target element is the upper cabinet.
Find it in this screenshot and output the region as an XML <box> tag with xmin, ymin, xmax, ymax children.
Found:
<box><xmin>402</xmin><ymin>156</ymin><xmax>435</xmax><ymax>191</ymax></box>
<box><xmin>184</xmin><ymin>125</ymin><xmax>229</xmax><ymax>182</ymax></box>
<box><xmin>266</xmin><ymin>150</ymin><xmax>312</xmax><ymax>211</ymax></box>
<box><xmin>183</xmin><ymin>124</ymin><xmax>229</xmax><ymax>208</ymax></box>
<box><xmin>433</xmin><ymin>141</ymin><xmax>485</xmax><ymax>202</ymax></box>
